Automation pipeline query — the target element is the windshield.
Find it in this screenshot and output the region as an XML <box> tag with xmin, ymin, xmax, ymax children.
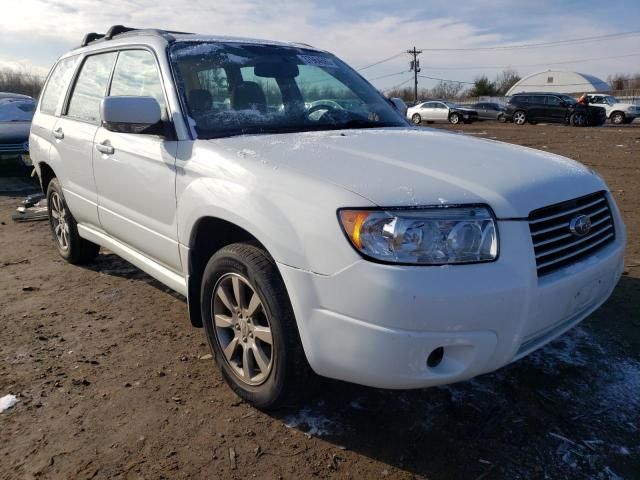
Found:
<box><xmin>444</xmin><ymin>102</ymin><xmax>461</xmax><ymax>108</ymax></box>
<box><xmin>0</xmin><ymin>99</ymin><xmax>35</xmax><ymax>122</ymax></box>
<box><xmin>169</xmin><ymin>42</ymin><xmax>407</xmax><ymax>138</ymax></box>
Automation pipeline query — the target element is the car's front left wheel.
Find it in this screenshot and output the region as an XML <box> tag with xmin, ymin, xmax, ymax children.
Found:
<box><xmin>46</xmin><ymin>178</ymin><xmax>100</xmax><ymax>264</ymax></box>
<box><xmin>201</xmin><ymin>243</ymin><xmax>310</xmax><ymax>409</ymax></box>
<box><xmin>411</xmin><ymin>113</ymin><xmax>422</xmax><ymax>125</ymax></box>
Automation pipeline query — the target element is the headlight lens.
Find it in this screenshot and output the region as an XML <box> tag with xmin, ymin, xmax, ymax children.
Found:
<box><xmin>339</xmin><ymin>206</ymin><xmax>498</xmax><ymax>264</ymax></box>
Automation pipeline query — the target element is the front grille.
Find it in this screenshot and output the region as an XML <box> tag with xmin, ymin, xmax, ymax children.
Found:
<box><xmin>0</xmin><ymin>143</ymin><xmax>26</xmax><ymax>153</ymax></box>
<box><xmin>529</xmin><ymin>191</ymin><xmax>615</xmax><ymax>276</ymax></box>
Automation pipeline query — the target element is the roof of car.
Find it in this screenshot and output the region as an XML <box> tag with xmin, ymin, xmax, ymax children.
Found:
<box><xmin>72</xmin><ymin>25</ymin><xmax>322</xmax><ymax>54</ymax></box>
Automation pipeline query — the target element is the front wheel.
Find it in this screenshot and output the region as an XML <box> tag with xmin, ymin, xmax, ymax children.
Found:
<box><xmin>411</xmin><ymin>113</ymin><xmax>422</xmax><ymax>125</ymax></box>
<box><xmin>497</xmin><ymin>113</ymin><xmax>506</xmax><ymax>123</ymax></box>
<box><xmin>610</xmin><ymin>112</ymin><xmax>625</xmax><ymax>125</ymax></box>
<box><xmin>46</xmin><ymin>178</ymin><xmax>100</xmax><ymax>264</ymax></box>
<box><xmin>513</xmin><ymin>110</ymin><xmax>527</xmax><ymax>125</ymax></box>
<box><xmin>201</xmin><ymin>243</ymin><xmax>310</xmax><ymax>409</ymax></box>
<box><xmin>570</xmin><ymin>112</ymin><xmax>587</xmax><ymax>127</ymax></box>
<box><xmin>449</xmin><ymin>113</ymin><xmax>461</xmax><ymax>124</ymax></box>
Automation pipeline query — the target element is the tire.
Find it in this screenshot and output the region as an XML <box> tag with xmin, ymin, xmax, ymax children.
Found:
<box><xmin>610</xmin><ymin>111</ymin><xmax>625</xmax><ymax>125</ymax></box>
<box><xmin>449</xmin><ymin>113</ymin><xmax>461</xmax><ymax>124</ymax></box>
<box><xmin>570</xmin><ymin>112</ymin><xmax>587</xmax><ymax>127</ymax></box>
<box><xmin>411</xmin><ymin>113</ymin><xmax>422</xmax><ymax>125</ymax></box>
<box><xmin>46</xmin><ymin>178</ymin><xmax>100</xmax><ymax>264</ymax></box>
<box><xmin>201</xmin><ymin>243</ymin><xmax>310</xmax><ymax>409</ymax></box>
<box><xmin>513</xmin><ymin>110</ymin><xmax>527</xmax><ymax>125</ymax></box>
<box><xmin>497</xmin><ymin>113</ymin><xmax>506</xmax><ymax>123</ymax></box>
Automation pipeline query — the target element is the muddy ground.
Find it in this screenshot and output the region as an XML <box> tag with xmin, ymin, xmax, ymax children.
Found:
<box><xmin>1</xmin><ymin>122</ymin><xmax>639</xmax><ymax>480</ymax></box>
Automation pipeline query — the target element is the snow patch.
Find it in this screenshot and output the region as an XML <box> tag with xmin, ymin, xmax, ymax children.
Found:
<box><xmin>0</xmin><ymin>394</ymin><xmax>18</xmax><ymax>412</ymax></box>
<box><xmin>285</xmin><ymin>407</ymin><xmax>337</xmax><ymax>436</ymax></box>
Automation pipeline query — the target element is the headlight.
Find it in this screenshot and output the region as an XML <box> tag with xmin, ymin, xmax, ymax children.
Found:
<box><xmin>339</xmin><ymin>206</ymin><xmax>498</xmax><ymax>264</ymax></box>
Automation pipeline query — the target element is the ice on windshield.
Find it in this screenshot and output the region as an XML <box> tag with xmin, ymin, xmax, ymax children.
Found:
<box><xmin>169</xmin><ymin>41</ymin><xmax>406</xmax><ymax>138</ymax></box>
<box><xmin>0</xmin><ymin>99</ymin><xmax>35</xmax><ymax>122</ymax></box>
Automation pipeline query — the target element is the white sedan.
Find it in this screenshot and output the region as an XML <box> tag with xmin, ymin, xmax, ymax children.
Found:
<box><xmin>407</xmin><ymin>101</ymin><xmax>479</xmax><ymax>125</ymax></box>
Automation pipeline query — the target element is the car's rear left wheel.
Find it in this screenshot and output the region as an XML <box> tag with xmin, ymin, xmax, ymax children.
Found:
<box><xmin>201</xmin><ymin>243</ymin><xmax>310</xmax><ymax>409</ymax></box>
<box><xmin>570</xmin><ymin>112</ymin><xmax>587</xmax><ymax>127</ymax></box>
<box><xmin>46</xmin><ymin>178</ymin><xmax>100</xmax><ymax>264</ymax></box>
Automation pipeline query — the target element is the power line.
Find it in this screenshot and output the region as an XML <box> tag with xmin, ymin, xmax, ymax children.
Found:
<box><xmin>356</xmin><ymin>52</ymin><xmax>405</xmax><ymax>71</ymax></box>
<box><xmin>383</xmin><ymin>76</ymin><xmax>414</xmax><ymax>91</ymax></box>
<box><xmin>418</xmin><ymin>74</ymin><xmax>474</xmax><ymax>85</ymax></box>
<box><xmin>422</xmin><ymin>52</ymin><xmax>640</xmax><ymax>71</ymax></box>
<box><xmin>417</xmin><ymin>30</ymin><xmax>640</xmax><ymax>51</ymax></box>
<box><xmin>367</xmin><ymin>70</ymin><xmax>408</xmax><ymax>81</ymax></box>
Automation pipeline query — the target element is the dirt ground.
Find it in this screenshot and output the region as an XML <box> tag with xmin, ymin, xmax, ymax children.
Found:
<box><xmin>1</xmin><ymin>122</ymin><xmax>639</xmax><ymax>480</ymax></box>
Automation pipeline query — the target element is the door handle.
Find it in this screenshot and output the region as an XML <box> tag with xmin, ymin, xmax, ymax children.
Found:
<box><xmin>95</xmin><ymin>142</ymin><xmax>115</xmax><ymax>155</ymax></box>
<box><xmin>52</xmin><ymin>128</ymin><xmax>64</xmax><ymax>140</ymax></box>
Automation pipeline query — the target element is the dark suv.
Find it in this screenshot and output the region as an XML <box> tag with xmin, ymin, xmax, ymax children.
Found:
<box><xmin>506</xmin><ymin>93</ymin><xmax>606</xmax><ymax>127</ymax></box>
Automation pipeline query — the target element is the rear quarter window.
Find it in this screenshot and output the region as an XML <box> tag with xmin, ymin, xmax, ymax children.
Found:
<box><xmin>39</xmin><ymin>56</ymin><xmax>80</xmax><ymax>115</ymax></box>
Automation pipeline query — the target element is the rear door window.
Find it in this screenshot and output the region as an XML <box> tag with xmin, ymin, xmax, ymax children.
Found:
<box><xmin>40</xmin><ymin>56</ymin><xmax>80</xmax><ymax>115</ymax></box>
<box><xmin>66</xmin><ymin>52</ymin><xmax>117</xmax><ymax>123</ymax></box>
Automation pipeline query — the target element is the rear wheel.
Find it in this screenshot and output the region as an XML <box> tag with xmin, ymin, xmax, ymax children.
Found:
<box><xmin>513</xmin><ymin>110</ymin><xmax>527</xmax><ymax>125</ymax></box>
<box><xmin>449</xmin><ymin>113</ymin><xmax>461</xmax><ymax>124</ymax></box>
<box><xmin>201</xmin><ymin>243</ymin><xmax>310</xmax><ymax>409</ymax></box>
<box><xmin>411</xmin><ymin>113</ymin><xmax>422</xmax><ymax>125</ymax></box>
<box><xmin>46</xmin><ymin>178</ymin><xmax>100</xmax><ymax>264</ymax></box>
<box><xmin>610</xmin><ymin>111</ymin><xmax>625</xmax><ymax>125</ymax></box>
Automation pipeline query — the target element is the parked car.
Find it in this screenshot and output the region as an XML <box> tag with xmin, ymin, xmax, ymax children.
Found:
<box><xmin>470</xmin><ymin>102</ymin><xmax>507</xmax><ymax>122</ymax></box>
<box><xmin>31</xmin><ymin>26</ymin><xmax>625</xmax><ymax>409</ymax></box>
<box><xmin>506</xmin><ymin>92</ymin><xmax>606</xmax><ymax>126</ymax></box>
<box><xmin>407</xmin><ymin>101</ymin><xmax>478</xmax><ymax>125</ymax></box>
<box><xmin>0</xmin><ymin>94</ymin><xmax>36</xmax><ymax>162</ymax></box>
<box><xmin>586</xmin><ymin>94</ymin><xmax>639</xmax><ymax>124</ymax></box>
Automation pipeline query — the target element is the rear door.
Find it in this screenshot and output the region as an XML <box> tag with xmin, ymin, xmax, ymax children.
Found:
<box><xmin>51</xmin><ymin>52</ymin><xmax>117</xmax><ymax>226</ymax></box>
<box><xmin>93</xmin><ymin>49</ymin><xmax>181</xmax><ymax>272</ymax></box>
<box><xmin>29</xmin><ymin>56</ymin><xmax>80</xmax><ymax>177</ymax></box>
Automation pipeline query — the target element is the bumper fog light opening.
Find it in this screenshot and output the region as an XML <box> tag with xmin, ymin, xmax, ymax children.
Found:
<box><xmin>427</xmin><ymin>347</ymin><xmax>444</xmax><ymax>368</ymax></box>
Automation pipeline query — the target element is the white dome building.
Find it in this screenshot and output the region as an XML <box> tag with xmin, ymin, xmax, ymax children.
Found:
<box><xmin>506</xmin><ymin>70</ymin><xmax>610</xmax><ymax>96</ymax></box>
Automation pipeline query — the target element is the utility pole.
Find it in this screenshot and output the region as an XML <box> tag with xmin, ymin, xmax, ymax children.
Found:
<box><xmin>407</xmin><ymin>46</ymin><xmax>422</xmax><ymax>103</ymax></box>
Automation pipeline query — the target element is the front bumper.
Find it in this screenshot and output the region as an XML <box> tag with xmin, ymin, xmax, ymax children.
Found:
<box><xmin>278</xmin><ymin>208</ymin><xmax>625</xmax><ymax>389</ymax></box>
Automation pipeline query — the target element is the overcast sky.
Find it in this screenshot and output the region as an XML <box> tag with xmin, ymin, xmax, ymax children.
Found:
<box><xmin>1</xmin><ymin>0</ymin><xmax>639</xmax><ymax>90</ymax></box>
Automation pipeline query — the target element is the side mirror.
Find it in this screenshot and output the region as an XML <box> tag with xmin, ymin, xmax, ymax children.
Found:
<box><xmin>389</xmin><ymin>97</ymin><xmax>408</xmax><ymax>116</ymax></box>
<box><xmin>100</xmin><ymin>96</ymin><xmax>163</xmax><ymax>134</ymax></box>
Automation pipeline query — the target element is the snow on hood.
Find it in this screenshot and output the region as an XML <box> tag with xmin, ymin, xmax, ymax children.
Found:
<box><xmin>207</xmin><ymin>127</ymin><xmax>605</xmax><ymax>218</ymax></box>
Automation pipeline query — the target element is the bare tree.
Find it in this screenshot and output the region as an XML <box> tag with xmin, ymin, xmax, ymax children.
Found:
<box><xmin>0</xmin><ymin>68</ymin><xmax>44</xmax><ymax>98</ymax></box>
<box><xmin>494</xmin><ymin>69</ymin><xmax>520</xmax><ymax>95</ymax></box>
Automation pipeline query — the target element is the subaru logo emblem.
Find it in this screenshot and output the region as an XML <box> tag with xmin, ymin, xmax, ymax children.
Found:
<box><xmin>569</xmin><ymin>214</ymin><xmax>592</xmax><ymax>237</ymax></box>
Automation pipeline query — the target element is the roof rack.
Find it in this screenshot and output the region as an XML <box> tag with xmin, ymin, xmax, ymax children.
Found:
<box><xmin>80</xmin><ymin>25</ymin><xmax>193</xmax><ymax>47</ymax></box>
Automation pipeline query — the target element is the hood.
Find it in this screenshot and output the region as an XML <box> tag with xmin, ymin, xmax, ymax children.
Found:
<box><xmin>612</xmin><ymin>102</ymin><xmax>639</xmax><ymax>109</ymax></box>
<box><xmin>208</xmin><ymin>127</ymin><xmax>605</xmax><ymax>218</ymax></box>
<box><xmin>0</xmin><ymin>122</ymin><xmax>31</xmax><ymax>143</ymax></box>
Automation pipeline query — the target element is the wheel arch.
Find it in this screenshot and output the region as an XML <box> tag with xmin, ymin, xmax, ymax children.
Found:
<box><xmin>185</xmin><ymin>216</ymin><xmax>272</xmax><ymax>328</ymax></box>
<box><xmin>38</xmin><ymin>162</ymin><xmax>57</xmax><ymax>194</ymax></box>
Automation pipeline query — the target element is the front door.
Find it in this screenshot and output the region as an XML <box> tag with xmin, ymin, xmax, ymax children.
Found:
<box><xmin>93</xmin><ymin>49</ymin><xmax>181</xmax><ymax>272</ymax></box>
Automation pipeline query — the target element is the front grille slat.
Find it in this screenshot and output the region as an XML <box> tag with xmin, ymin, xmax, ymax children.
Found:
<box><xmin>528</xmin><ymin>197</ymin><xmax>605</xmax><ymax>225</ymax></box>
<box><xmin>535</xmin><ymin>224</ymin><xmax>612</xmax><ymax>258</ymax></box>
<box><xmin>528</xmin><ymin>191</ymin><xmax>615</xmax><ymax>276</ymax></box>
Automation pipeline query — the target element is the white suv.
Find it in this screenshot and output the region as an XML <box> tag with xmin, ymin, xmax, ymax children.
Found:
<box><xmin>587</xmin><ymin>94</ymin><xmax>640</xmax><ymax>124</ymax></box>
<box><xmin>31</xmin><ymin>26</ymin><xmax>626</xmax><ymax>408</ymax></box>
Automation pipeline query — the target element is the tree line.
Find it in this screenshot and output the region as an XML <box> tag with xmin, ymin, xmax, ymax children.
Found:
<box><xmin>0</xmin><ymin>68</ymin><xmax>44</xmax><ymax>98</ymax></box>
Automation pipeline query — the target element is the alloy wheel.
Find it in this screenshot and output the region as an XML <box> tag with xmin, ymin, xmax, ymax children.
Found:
<box><xmin>212</xmin><ymin>273</ymin><xmax>273</xmax><ymax>386</ymax></box>
<box><xmin>49</xmin><ymin>191</ymin><xmax>70</xmax><ymax>251</ymax></box>
<box><xmin>514</xmin><ymin>111</ymin><xmax>526</xmax><ymax>125</ymax></box>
